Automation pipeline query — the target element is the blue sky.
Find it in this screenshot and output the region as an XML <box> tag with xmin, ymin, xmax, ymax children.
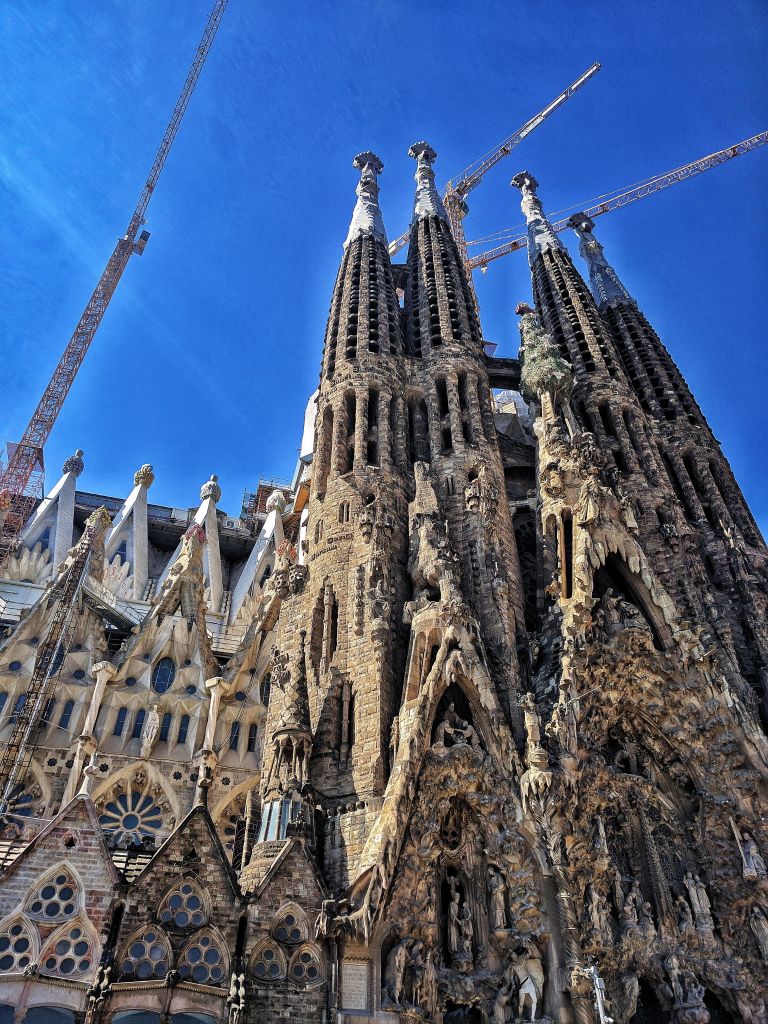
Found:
<box><xmin>1</xmin><ymin>1</ymin><xmax>766</xmax><ymax>531</ymax></box>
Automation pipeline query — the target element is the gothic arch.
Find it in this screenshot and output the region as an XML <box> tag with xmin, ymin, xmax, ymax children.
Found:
<box><xmin>177</xmin><ymin>925</ymin><xmax>229</xmax><ymax>987</ymax></box>
<box><xmin>92</xmin><ymin>763</ymin><xmax>179</xmax><ymax>844</ymax></box>
<box><xmin>271</xmin><ymin>902</ymin><xmax>309</xmax><ymax>945</ymax></box>
<box><xmin>287</xmin><ymin>942</ymin><xmax>325</xmax><ymax>987</ymax></box>
<box><xmin>39</xmin><ymin>915</ymin><xmax>99</xmax><ymax>980</ymax></box>
<box><xmin>249</xmin><ymin>936</ymin><xmax>287</xmax><ymax>982</ymax></box>
<box><xmin>117</xmin><ymin>922</ymin><xmax>172</xmax><ymax>981</ymax></box>
<box><xmin>156</xmin><ymin>877</ymin><xmax>211</xmax><ymax>930</ymax></box>
<box><xmin>592</xmin><ymin>552</ymin><xmax>671</xmax><ymax>650</ymax></box>
<box><xmin>23</xmin><ymin>861</ymin><xmax>84</xmax><ymax>922</ymax></box>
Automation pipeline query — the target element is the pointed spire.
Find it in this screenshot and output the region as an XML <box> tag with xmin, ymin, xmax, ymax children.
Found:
<box><xmin>408</xmin><ymin>141</ymin><xmax>449</xmax><ymax>222</ymax></box>
<box><xmin>344</xmin><ymin>151</ymin><xmax>387</xmax><ymax>248</ymax></box>
<box><xmin>568</xmin><ymin>213</ymin><xmax>635</xmax><ymax>308</ymax></box>
<box><xmin>510</xmin><ymin>171</ymin><xmax>565</xmax><ymax>265</ymax></box>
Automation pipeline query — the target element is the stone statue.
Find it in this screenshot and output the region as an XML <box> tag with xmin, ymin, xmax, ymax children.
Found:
<box><xmin>447</xmin><ymin>886</ymin><xmax>461</xmax><ymax>956</ymax></box>
<box><xmin>493</xmin><ymin>980</ymin><xmax>515</xmax><ymax>1024</ymax></box>
<box><xmin>140</xmin><ymin>703</ymin><xmax>161</xmax><ymax>758</ymax></box>
<box><xmin>620</xmin><ymin>880</ymin><xmax>641</xmax><ymax>931</ymax></box>
<box><xmin>683</xmin><ymin>871</ymin><xmax>713</xmax><ymax>924</ymax></box>
<box><xmin>504</xmin><ymin>942</ymin><xmax>544</xmax><ymax>1022</ymax></box>
<box><xmin>487</xmin><ymin>866</ymin><xmax>508</xmax><ymax>931</ymax></box>
<box><xmin>383</xmin><ymin>939</ymin><xmax>409</xmax><ymax>1005</ymax></box>
<box><xmin>588</xmin><ymin>883</ymin><xmax>611</xmax><ymax>940</ymax></box>
<box><xmin>459</xmin><ymin>903</ymin><xmax>474</xmax><ymax>960</ymax></box>
<box><xmin>751</xmin><ymin>905</ymin><xmax>768</xmax><ymax>961</ymax></box>
<box><xmin>433</xmin><ymin>702</ymin><xmax>482</xmax><ymax>752</ymax></box>
<box><xmin>415</xmin><ymin>948</ymin><xmax>438</xmax><ymax>1017</ymax></box>
<box><xmin>676</xmin><ymin>893</ymin><xmax>695</xmax><ymax>937</ymax></box>
<box><xmin>743</xmin><ymin>832</ymin><xmax>767</xmax><ymax>880</ymax></box>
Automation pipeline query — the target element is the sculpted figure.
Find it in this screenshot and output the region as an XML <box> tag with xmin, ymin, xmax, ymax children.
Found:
<box><xmin>459</xmin><ymin>903</ymin><xmax>474</xmax><ymax>960</ymax></box>
<box><xmin>588</xmin><ymin>883</ymin><xmax>611</xmax><ymax>940</ymax></box>
<box><xmin>140</xmin><ymin>703</ymin><xmax>161</xmax><ymax>757</ymax></box>
<box><xmin>504</xmin><ymin>942</ymin><xmax>544</xmax><ymax>1022</ymax></box>
<box><xmin>620</xmin><ymin>881</ymin><xmax>641</xmax><ymax>930</ymax></box>
<box><xmin>676</xmin><ymin>893</ymin><xmax>695</xmax><ymax>937</ymax></box>
<box><xmin>683</xmin><ymin>872</ymin><xmax>712</xmax><ymax>921</ymax></box>
<box><xmin>743</xmin><ymin>832</ymin><xmax>768</xmax><ymax>880</ymax></box>
<box><xmin>416</xmin><ymin>948</ymin><xmax>438</xmax><ymax>1017</ymax></box>
<box><xmin>487</xmin><ymin>866</ymin><xmax>508</xmax><ymax>931</ymax></box>
<box><xmin>383</xmin><ymin>939</ymin><xmax>409</xmax><ymax>1005</ymax></box>
<box><xmin>493</xmin><ymin>980</ymin><xmax>514</xmax><ymax>1024</ymax></box>
<box><xmin>447</xmin><ymin>887</ymin><xmax>461</xmax><ymax>955</ymax></box>
<box><xmin>434</xmin><ymin>702</ymin><xmax>481</xmax><ymax>752</ymax></box>
<box><xmin>751</xmin><ymin>905</ymin><xmax>768</xmax><ymax>961</ymax></box>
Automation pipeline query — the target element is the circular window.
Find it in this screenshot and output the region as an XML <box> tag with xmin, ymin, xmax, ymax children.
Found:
<box><xmin>152</xmin><ymin>658</ymin><xmax>176</xmax><ymax>694</ymax></box>
<box><xmin>9</xmin><ymin>661</ymin><xmax>22</xmax><ymax>671</ymax></box>
<box><xmin>73</xmin><ymin>669</ymin><xmax>86</xmax><ymax>680</ymax></box>
<box><xmin>26</xmin><ymin>871</ymin><xmax>78</xmax><ymax>922</ymax></box>
<box><xmin>260</xmin><ymin>674</ymin><xmax>271</xmax><ymax>708</ymax></box>
<box><xmin>125</xmin><ymin>676</ymin><xmax>137</xmax><ymax>687</ymax></box>
<box><xmin>186</xmin><ymin>684</ymin><xmax>197</xmax><ymax>695</ymax></box>
<box><xmin>98</xmin><ymin>790</ymin><xmax>163</xmax><ymax>845</ymax></box>
<box><xmin>290</xmin><ymin>947</ymin><xmax>322</xmax><ymax>984</ymax></box>
<box><xmin>0</xmin><ymin>922</ymin><xmax>34</xmax><ymax>972</ymax></box>
<box><xmin>120</xmin><ymin>930</ymin><xmax>168</xmax><ymax>980</ymax></box>
<box><xmin>42</xmin><ymin>924</ymin><xmax>92</xmax><ymax>977</ymax></box>
<box><xmin>178</xmin><ymin>931</ymin><xmax>225</xmax><ymax>986</ymax></box>
<box><xmin>235</xmin><ymin>691</ymin><xmax>247</xmax><ymax>702</ymax></box>
<box><xmin>158</xmin><ymin>881</ymin><xmax>207</xmax><ymax>929</ymax></box>
<box><xmin>252</xmin><ymin>943</ymin><xmax>285</xmax><ymax>981</ymax></box>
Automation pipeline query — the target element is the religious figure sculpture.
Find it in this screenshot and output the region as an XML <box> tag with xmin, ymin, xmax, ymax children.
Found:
<box><xmin>140</xmin><ymin>703</ymin><xmax>161</xmax><ymax>758</ymax></box>
<box><xmin>447</xmin><ymin>886</ymin><xmax>461</xmax><ymax>958</ymax></box>
<box><xmin>743</xmin><ymin>832</ymin><xmax>767</xmax><ymax>880</ymax></box>
<box><xmin>503</xmin><ymin>942</ymin><xmax>544</xmax><ymax>1022</ymax></box>
<box><xmin>487</xmin><ymin>866</ymin><xmax>508</xmax><ymax>931</ymax></box>
<box><xmin>433</xmin><ymin>702</ymin><xmax>482</xmax><ymax>752</ymax></box>
<box><xmin>383</xmin><ymin>939</ymin><xmax>409</xmax><ymax>1006</ymax></box>
<box><xmin>676</xmin><ymin>893</ymin><xmax>695</xmax><ymax>937</ymax></box>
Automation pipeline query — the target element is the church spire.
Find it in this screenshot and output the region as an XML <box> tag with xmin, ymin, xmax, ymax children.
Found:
<box><xmin>510</xmin><ymin>170</ymin><xmax>565</xmax><ymax>264</ymax></box>
<box><xmin>409</xmin><ymin>141</ymin><xmax>449</xmax><ymax>222</ymax></box>
<box><xmin>568</xmin><ymin>213</ymin><xmax>635</xmax><ymax>308</ymax></box>
<box><xmin>344</xmin><ymin>151</ymin><xmax>387</xmax><ymax>248</ymax></box>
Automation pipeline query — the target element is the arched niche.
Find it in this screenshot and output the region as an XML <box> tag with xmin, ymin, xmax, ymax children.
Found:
<box><xmin>633</xmin><ymin>979</ymin><xmax>667</xmax><ymax>1024</ymax></box>
<box><xmin>592</xmin><ymin>553</ymin><xmax>670</xmax><ymax>651</ymax></box>
<box><xmin>430</xmin><ymin>682</ymin><xmax>483</xmax><ymax>751</ymax></box>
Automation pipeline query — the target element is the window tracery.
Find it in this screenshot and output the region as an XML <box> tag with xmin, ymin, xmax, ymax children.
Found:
<box><xmin>0</xmin><ymin>916</ymin><xmax>36</xmax><ymax>973</ymax></box>
<box><xmin>98</xmin><ymin>784</ymin><xmax>164</xmax><ymax>845</ymax></box>
<box><xmin>119</xmin><ymin>926</ymin><xmax>172</xmax><ymax>981</ymax></box>
<box><xmin>177</xmin><ymin>928</ymin><xmax>228</xmax><ymax>986</ymax></box>
<box><xmin>25</xmin><ymin>867</ymin><xmax>80</xmax><ymax>922</ymax></box>
<box><xmin>250</xmin><ymin>939</ymin><xmax>287</xmax><ymax>982</ymax></box>
<box><xmin>157</xmin><ymin>879</ymin><xmax>208</xmax><ymax>930</ymax></box>
<box><xmin>40</xmin><ymin>919</ymin><xmax>96</xmax><ymax>978</ymax></box>
<box><xmin>272</xmin><ymin>903</ymin><xmax>308</xmax><ymax>945</ymax></box>
<box><xmin>288</xmin><ymin>944</ymin><xmax>323</xmax><ymax>986</ymax></box>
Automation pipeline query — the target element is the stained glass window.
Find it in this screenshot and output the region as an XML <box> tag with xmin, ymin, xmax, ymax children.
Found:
<box><xmin>288</xmin><ymin>945</ymin><xmax>323</xmax><ymax>985</ymax></box>
<box><xmin>152</xmin><ymin>658</ymin><xmax>176</xmax><ymax>694</ymax></box>
<box><xmin>251</xmin><ymin>941</ymin><xmax>286</xmax><ymax>982</ymax></box>
<box><xmin>98</xmin><ymin>789</ymin><xmax>163</xmax><ymax>845</ymax></box>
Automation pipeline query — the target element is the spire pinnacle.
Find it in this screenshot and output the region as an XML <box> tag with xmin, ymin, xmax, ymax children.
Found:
<box><xmin>344</xmin><ymin>151</ymin><xmax>387</xmax><ymax>249</ymax></box>
<box><xmin>409</xmin><ymin>141</ymin><xmax>449</xmax><ymax>222</ymax></box>
<box><xmin>568</xmin><ymin>213</ymin><xmax>635</xmax><ymax>308</ymax></box>
<box><xmin>510</xmin><ymin>170</ymin><xmax>564</xmax><ymax>264</ymax></box>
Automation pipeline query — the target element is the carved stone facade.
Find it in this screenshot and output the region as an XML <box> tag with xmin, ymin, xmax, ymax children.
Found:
<box><xmin>0</xmin><ymin>143</ymin><xmax>766</xmax><ymax>1024</ymax></box>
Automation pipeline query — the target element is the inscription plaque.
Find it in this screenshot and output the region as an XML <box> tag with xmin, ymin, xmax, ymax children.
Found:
<box><xmin>341</xmin><ymin>960</ymin><xmax>369</xmax><ymax>1011</ymax></box>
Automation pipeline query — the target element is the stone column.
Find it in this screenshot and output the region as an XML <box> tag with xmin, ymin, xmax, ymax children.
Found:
<box><xmin>446</xmin><ymin>376</ymin><xmax>465</xmax><ymax>452</ymax></box>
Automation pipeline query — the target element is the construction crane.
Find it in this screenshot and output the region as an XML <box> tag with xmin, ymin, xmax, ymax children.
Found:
<box><xmin>387</xmin><ymin>61</ymin><xmax>601</xmax><ymax>276</ymax></box>
<box><xmin>0</xmin><ymin>533</ymin><xmax>93</xmax><ymax>827</ymax></box>
<box><xmin>466</xmin><ymin>129</ymin><xmax>768</xmax><ymax>270</ymax></box>
<box><xmin>0</xmin><ymin>0</ymin><xmax>228</xmax><ymax>566</ymax></box>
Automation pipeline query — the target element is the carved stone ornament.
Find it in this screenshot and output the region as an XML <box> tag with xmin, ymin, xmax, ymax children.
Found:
<box><xmin>133</xmin><ymin>463</ymin><xmax>155</xmax><ymax>488</ymax></box>
<box><xmin>62</xmin><ymin>448</ymin><xmax>85</xmax><ymax>477</ymax></box>
<box><xmin>200</xmin><ymin>473</ymin><xmax>222</xmax><ymax>503</ymax></box>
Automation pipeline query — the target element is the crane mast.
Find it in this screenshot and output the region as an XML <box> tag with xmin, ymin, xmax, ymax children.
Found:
<box><xmin>466</xmin><ymin>129</ymin><xmax>768</xmax><ymax>270</ymax></box>
<box><xmin>0</xmin><ymin>0</ymin><xmax>228</xmax><ymax>566</ymax></box>
<box><xmin>387</xmin><ymin>61</ymin><xmax>601</xmax><ymax>272</ymax></box>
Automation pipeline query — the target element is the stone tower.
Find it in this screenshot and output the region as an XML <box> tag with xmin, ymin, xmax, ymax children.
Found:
<box><xmin>0</xmin><ymin>144</ymin><xmax>766</xmax><ymax>1024</ymax></box>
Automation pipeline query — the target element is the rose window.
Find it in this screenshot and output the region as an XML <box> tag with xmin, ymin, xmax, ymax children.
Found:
<box><xmin>158</xmin><ymin>881</ymin><xmax>207</xmax><ymax>929</ymax></box>
<box><xmin>26</xmin><ymin>870</ymin><xmax>79</xmax><ymax>922</ymax></box>
<box><xmin>289</xmin><ymin>945</ymin><xmax>322</xmax><ymax>985</ymax></box>
<box><xmin>178</xmin><ymin>930</ymin><xmax>227</xmax><ymax>986</ymax></box>
<box><xmin>0</xmin><ymin>920</ymin><xmax>35</xmax><ymax>972</ymax></box>
<box><xmin>251</xmin><ymin>942</ymin><xmax>286</xmax><ymax>981</ymax></box>
<box><xmin>41</xmin><ymin>922</ymin><xmax>93</xmax><ymax>977</ymax></box>
<box><xmin>119</xmin><ymin>928</ymin><xmax>171</xmax><ymax>980</ymax></box>
<box><xmin>98</xmin><ymin>789</ymin><xmax>163</xmax><ymax>845</ymax></box>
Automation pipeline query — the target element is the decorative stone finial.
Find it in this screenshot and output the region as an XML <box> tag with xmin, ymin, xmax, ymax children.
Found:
<box><xmin>353</xmin><ymin>151</ymin><xmax>384</xmax><ymax>176</ymax></box>
<box><xmin>62</xmin><ymin>450</ymin><xmax>85</xmax><ymax>478</ymax></box>
<box><xmin>134</xmin><ymin>464</ymin><xmax>155</xmax><ymax>488</ymax></box>
<box><xmin>568</xmin><ymin>212</ymin><xmax>635</xmax><ymax>309</ymax></box>
<box><xmin>510</xmin><ymin>170</ymin><xmax>539</xmax><ymax>194</ymax></box>
<box><xmin>510</xmin><ymin>170</ymin><xmax>563</xmax><ymax>264</ymax></box>
<box><xmin>408</xmin><ymin>141</ymin><xmax>437</xmax><ymax>165</ymax></box>
<box><xmin>200</xmin><ymin>474</ymin><xmax>221</xmax><ymax>504</ymax></box>
<box><xmin>266</xmin><ymin>489</ymin><xmax>287</xmax><ymax>515</ymax></box>
<box><xmin>409</xmin><ymin>141</ymin><xmax>448</xmax><ymax>223</ymax></box>
<box><xmin>345</xmin><ymin>151</ymin><xmax>387</xmax><ymax>248</ymax></box>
